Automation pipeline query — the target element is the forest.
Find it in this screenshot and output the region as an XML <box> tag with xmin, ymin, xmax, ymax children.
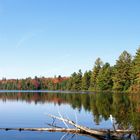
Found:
<box><xmin>0</xmin><ymin>47</ymin><xmax>140</xmax><ymax>92</ymax></box>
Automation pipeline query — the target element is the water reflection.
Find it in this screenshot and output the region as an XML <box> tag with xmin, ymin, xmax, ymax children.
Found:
<box><xmin>0</xmin><ymin>92</ymin><xmax>140</xmax><ymax>138</ymax></box>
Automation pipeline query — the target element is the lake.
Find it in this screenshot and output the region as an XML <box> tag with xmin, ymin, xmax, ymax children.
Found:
<box><xmin>0</xmin><ymin>91</ymin><xmax>139</xmax><ymax>140</ymax></box>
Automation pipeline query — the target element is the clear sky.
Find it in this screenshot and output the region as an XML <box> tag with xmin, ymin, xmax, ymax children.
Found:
<box><xmin>0</xmin><ymin>0</ymin><xmax>140</xmax><ymax>79</ymax></box>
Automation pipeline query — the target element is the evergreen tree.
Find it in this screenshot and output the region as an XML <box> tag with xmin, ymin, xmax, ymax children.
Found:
<box><xmin>82</xmin><ymin>70</ymin><xmax>91</xmax><ymax>90</ymax></box>
<box><xmin>113</xmin><ymin>51</ymin><xmax>132</xmax><ymax>91</ymax></box>
<box><xmin>68</xmin><ymin>70</ymin><xmax>82</xmax><ymax>91</ymax></box>
<box><xmin>67</xmin><ymin>78</ymin><xmax>73</xmax><ymax>90</ymax></box>
<box><xmin>89</xmin><ymin>58</ymin><xmax>103</xmax><ymax>91</ymax></box>
<box><xmin>96</xmin><ymin>63</ymin><xmax>113</xmax><ymax>90</ymax></box>
<box><xmin>130</xmin><ymin>48</ymin><xmax>140</xmax><ymax>91</ymax></box>
<box><xmin>71</xmin><ymin>72</ymin><xmax>77</xmax><ymax>90</ymax></box>
<box><xmin>75</xmin><ymin>70</ymin><xmax>83</xmax><ymax>91</ymax></box>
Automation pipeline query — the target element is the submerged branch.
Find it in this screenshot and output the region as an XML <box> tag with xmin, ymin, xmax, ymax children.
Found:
<box><xmin>0</xmin><ymin>128</ymin><xmax>80</xmax><ymax>133</ymax></box>
<box><xmin>0</xmin><ymin>114</ymin><xmax>136</xmax><ymax>140</ymax></box>
<box><xmin>47</xmin><ymin>114</ymin><xmax>135</xmax><ymax>139</ymax></box>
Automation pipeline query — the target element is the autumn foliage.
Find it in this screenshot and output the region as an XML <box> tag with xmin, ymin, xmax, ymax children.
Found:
<box><xmin>0</xmin><ymin>76</ymin><xmax>69</xmax><ymax>90</ymax></box>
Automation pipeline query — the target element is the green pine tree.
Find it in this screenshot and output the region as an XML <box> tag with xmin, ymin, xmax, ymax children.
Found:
<box><xmin>96</xmin><ymin>63</ymin><xmax>113</xmax><ymax>90</ymax></box>
<box><xmin>75</xmin><ymin>69</ymin><xmax>82</xmax><ymax>91</ymax></box>
<box><xmin>89</xmin><ymin>58</ymin><xmax>103</xmax><ymax>91</ymax></box>
<box><xmin>69</xmin><ymin>70</ymin><xmax>82</xmax><ymax>91</ymax></box>
<box><xmin>130</xmin><ymin>47</ymin><xmax>140</xmax><ymax>92</ymax></box>
<box><xmin>113</xmin><ymin>51</ymin><xmax>132</xmax><ymax>91</ymax></box>
<box><xmin>82</xmin><ymin>70</ymin><xmax>91</xmax><ymax>91</ymax></box>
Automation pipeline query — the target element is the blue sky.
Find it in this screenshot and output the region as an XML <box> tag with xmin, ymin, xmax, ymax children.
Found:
<box><xmin>0</xmin><ymin>0</ymin><xmax>140</xmax><ymax>79</ymax></box>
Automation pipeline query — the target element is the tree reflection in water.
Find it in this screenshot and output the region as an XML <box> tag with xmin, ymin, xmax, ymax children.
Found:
<box><xmin>0</xmin><ymin>91</ymin><xmax>140</xmax><ymax>137</ymax></box>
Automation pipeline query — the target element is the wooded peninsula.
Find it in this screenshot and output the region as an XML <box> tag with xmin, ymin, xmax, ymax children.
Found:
<box><xmin>0</xmin><ymin>48</ymin><xmax>140</xmax><ymax>92</ymax></box>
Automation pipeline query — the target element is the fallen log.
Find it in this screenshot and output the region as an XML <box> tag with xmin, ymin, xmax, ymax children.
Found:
<box><xmin>48</xmin><ymin>114</ymin><xmax>135</xmax><ymax>139</ymax></box>
<box><xmin>0</xmin><ymin>127</ymin><xmax>104</xmax><ymax>140</ymax></box>
<box><xmin>0</xmin><ymin>127</ymin><xmax>80</xmax><ymax>133</ymax></box>
<box><xmin>48</xmin><ymin>114</ymin><xmax>105</xmax><ymax>136</ymax></box>
<box><xmin>0</xmin><ymin>114</ymin><xmax>136</xmax><ymax>140</ymax></box>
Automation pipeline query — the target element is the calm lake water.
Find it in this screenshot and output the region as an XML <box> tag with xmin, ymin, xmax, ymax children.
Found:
<box><xmin>0</xmin><ymin>91</ymin><xmax>140</xmax><ymax>140</ymax></box>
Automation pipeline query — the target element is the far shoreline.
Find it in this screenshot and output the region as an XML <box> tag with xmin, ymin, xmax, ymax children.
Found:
<box><xmin>0</xmin><ymin>90</ymin><xmax>134</xmax><ymax>94</ymax></box>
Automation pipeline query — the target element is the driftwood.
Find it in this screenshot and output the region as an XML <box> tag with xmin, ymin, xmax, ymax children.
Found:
<box><xmin>47</xmin><ymin>114</ymin><xmax>135</xmax><ymax>139</ymax></box>
<box><xmin>0</xmin><ymin>114</ymin><xmax>136</xmax><ymax>140</ymax></box>
<box><xmin>0</xmin><ymin>127</ymin><xmax>80</xmax><ymax>133</ymax></box>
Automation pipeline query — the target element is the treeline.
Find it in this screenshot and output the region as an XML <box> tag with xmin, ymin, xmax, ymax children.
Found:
<box><xmin>0</xmin><ymin>76</ymin><xmax>69</xmax><ymax>90</ymax></box>
<box><xmin>0</xmin><ymin>48</ymin><xmax>140</xmax><ymax>92</ymax></box>
<box><xmin>66</xmin><ymin>47</ymin><xmax>140</xmax><ymax>92</ymax></box>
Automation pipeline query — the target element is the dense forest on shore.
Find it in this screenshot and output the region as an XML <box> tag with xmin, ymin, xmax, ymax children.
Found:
<box><xmin>0</xmin><ymin>48</ymin><xmax>140</xmax><ymax>92</ymax></box>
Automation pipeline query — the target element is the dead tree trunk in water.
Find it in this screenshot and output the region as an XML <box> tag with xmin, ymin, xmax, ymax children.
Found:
<box><xmin>0</xmin><ymin>114</ymin><xmax>136</xmax><ymax>140</ymax></box>
<box><xmin>47</xmin><ymin>114</ymin><xmax>135</xmax><ymax>139</ymax></box>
